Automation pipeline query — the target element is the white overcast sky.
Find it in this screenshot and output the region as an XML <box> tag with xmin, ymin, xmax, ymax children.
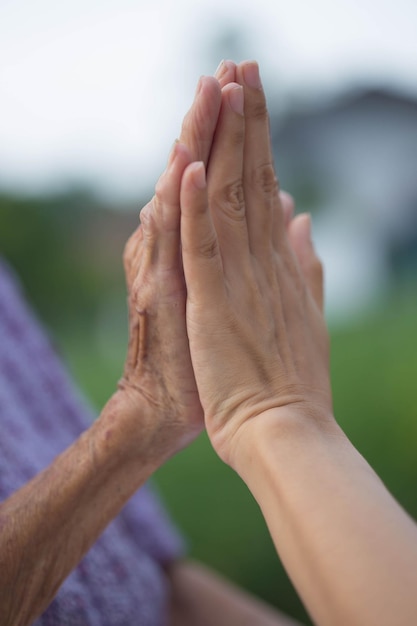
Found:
<box><xmin>1</xmin><ymin>0</ymin><xmax>417</xmax><ymax>200</ymax></box>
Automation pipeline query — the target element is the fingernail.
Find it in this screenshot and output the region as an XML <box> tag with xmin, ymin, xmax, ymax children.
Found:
<box><xmin>191</xmin><ymin>162</ymin><xmax>206</xmax><ymax>190</ymax></box>
<box><xmin>228</xmin><ymin>85</ymin><xmax>244</xmax><ymax>115</ymax></box>
<box><xmin>215</xmin><ymin>60</ymin><xmax>225</xmax><ymax>77</ymax></box>
<box><xmin>167</xmin><ymin>139</ymin><xmax>179</xmax><ymax>166</ymax></box>
<box><xmin>243</xmin><ymin>62</ymin><xmax>262</xmax><ymax>89</ymax></box>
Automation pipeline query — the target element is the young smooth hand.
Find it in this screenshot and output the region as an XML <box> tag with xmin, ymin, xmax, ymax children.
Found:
<box><xmin>179</xmin><ymin>62</ymin><xmax>334</xmax><ymax>469</ymax></box>
<box><xmin>178</xmin><ymin>63</ymin><xmax>417</xmax><ymax>626</ymax></box>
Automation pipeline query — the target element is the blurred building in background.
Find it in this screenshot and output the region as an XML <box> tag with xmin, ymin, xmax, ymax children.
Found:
<box><xmin>271</xmin><ymin>86</ymin><xmax>417</xmax><ymax>320</ymax></box>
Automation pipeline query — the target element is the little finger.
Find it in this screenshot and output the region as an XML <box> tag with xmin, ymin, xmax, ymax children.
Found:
<box><xmin>288</xmin><ymin>213</ymin><xmax>324</xmax><ymax>312</ymax></box>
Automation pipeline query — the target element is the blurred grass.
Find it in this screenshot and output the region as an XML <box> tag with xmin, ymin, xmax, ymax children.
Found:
<box><xmin>55</xmin><ymin>283</ymin><xmax>417</xmax><ymax>625</ymax></box>
<box><xmin>331</xmin><ymin>286</ymin><xmax>417</xmax><ymax>510</ymax></box>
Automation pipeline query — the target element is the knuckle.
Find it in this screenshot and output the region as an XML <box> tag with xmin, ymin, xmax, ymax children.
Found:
<box><xmin>252</xmin><ymin>163</ymin><xmax>279</xmax><ymax>195</ymax></box>
<box><xmin>131</xmin><ymin>269</ymin><xmax>153</xmax><ymax>305</ymax></box>
<box><xmin>153</xmin><ymin>184</ymin><xmax>166</xmax><ymax>222</ymax></box>
<box><xmin>199</xmin><ymin>238</ymin><xmax>219</xmax><ymax>259</ymax></box>
<box><xmin>152</xmin><ymin>183</ymin><xmax>180</xmax><ymax>232</ymax></box>
<box><xmin>140</xmin><ymin>200</ymin><xmax>156</xmax><ymax>235</ymax></box>
<box><xmin>212</xmin><ymin>179</ymin><xmax>245</xmax><ymax>217</ymax></box>
<box><xmin>184</xmin><ymin>234</ymin><xmax>219</xmax><ymax>260</ymax></box>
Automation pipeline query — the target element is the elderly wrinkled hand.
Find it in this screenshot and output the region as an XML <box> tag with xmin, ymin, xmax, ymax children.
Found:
<box><xmin>118</xmin><ymin>63</ymin><xmax>239</xmax><ymax>458</ymax></box>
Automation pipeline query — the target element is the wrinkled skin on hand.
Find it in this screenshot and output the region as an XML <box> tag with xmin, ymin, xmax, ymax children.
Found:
<box><xmin>119</xmin><ymin>158</ymin><xmax>203</xmax><ymax>455</ymax></box>
<box><xmin>118</xmin><ymin>63</ymin><xmax>238</xmax><ymax>458</ymax></box>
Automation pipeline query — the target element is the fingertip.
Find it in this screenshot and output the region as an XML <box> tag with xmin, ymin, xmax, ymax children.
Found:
<box><xmin>215</xmin><ymin>59</ymin><xmax>237</xmax><ymax>86</ymax></box>
<box><xmin>280</xmin><ymin>190</ymin><xmax>295</xmax><ymax>227</ymax></box>
<box><xmin>288</xmin><ymin>213</ymin><xmax>324</xmax><ymax>310</ymax></box>
<box><xmin>215</xmin><ymin>60</ymin><xmax>225</xmax><ymax>76</ymax></box>
<box><xmin>193</xmin><ymin>76</ymin><xmax>222</xmax><ymax>109</ymax></box>
<box><xmin>240</xmin><ymin>60</ymin><xmax>262</xmax><ymax>90</ymax></box>
<box><xmin>225</xmin><ymin>83</ymin><xmax>244</xmax><ymax>115</ymax></box>
<box><xmin>199</xmin><ymin>75</ymin><xmax>222</xmax><ymax>95</ymax></box>
<box><xmin>181</xmin><ymin>162</ymin><xmax>208</xmax><ymax>215</ymax></box>
<box><xmin>287</xmin><ymin>213</ymin><xmax>314</xmax><ymax>271</ymax></box>
<box><xmin>300</xmin><ymin>212</ymin><xmax>313</xmax><ymax>242</ymax></box>
<box><xmin>289</xmin><ymin>212</ymin><xmax>312</xmax><ymax>248</ymax></box>
<box><xmin>170</xmin><ymin>141</ymin><xmax>192</xmax><ymax>168</ymax></box>
<box><xmin>180</xmin><ymin>76</ymin><xmax>222</xmax><ymax>165</ymax></box>
<box><xmin>189</xmin><ymin>161</ymin><xmax>207</xmax><ymax>190</ymax></box>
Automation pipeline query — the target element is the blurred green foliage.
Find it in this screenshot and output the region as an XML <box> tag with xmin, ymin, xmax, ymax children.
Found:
<box><xmin>2</xmin><ymin>194</ymin><xmax>417</xmax><ymax>625</ymax></box>
<box><xmin>0</xmin><ymin>190</ymin><xmax>105</xmax><ymax>328</ymax></box>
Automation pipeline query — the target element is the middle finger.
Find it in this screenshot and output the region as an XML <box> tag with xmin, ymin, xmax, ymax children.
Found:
<box><xmin>207</xmin><ymin>83</ymin><xmax>250</xmax><ymax>267</ymax></box>
<box><xmin>236</xmin><ymin>62</ymin><xmax>284</xmax><ymax>261</ymax></box>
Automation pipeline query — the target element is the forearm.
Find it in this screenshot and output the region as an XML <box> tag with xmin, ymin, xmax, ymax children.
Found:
<box><xmin>235</xmin><ymin>411</ymin><xmax>417</xmax><ymax>626</ymax></box>
<box><xmin>0</xmin><ymin>391</ymin><xmax>163</xmax><ymax>626</ymax></box>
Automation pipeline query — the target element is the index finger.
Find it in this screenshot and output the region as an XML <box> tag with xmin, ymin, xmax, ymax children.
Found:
<box><xmin>178</xmin><ymin>61</ymin><xmax>236</xmax><ymax>164</ymax></box>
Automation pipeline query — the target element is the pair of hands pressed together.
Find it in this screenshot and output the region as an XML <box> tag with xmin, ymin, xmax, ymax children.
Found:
<box><xmin>120</xmin><ymin>66</ymin><xmax>417</xmax><ymax>626</ymax></box>
<box><xmin>1</xmin><ymin>60</ymin><xmax>334</xmax><ymax>626</ymax></box>
<box><xmin>121</xmin><ymin>59</ymin><xmax>333</xmax><ymax>469</ymax></box>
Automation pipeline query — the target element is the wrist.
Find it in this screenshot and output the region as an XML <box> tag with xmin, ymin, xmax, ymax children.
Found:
<box><xmin>96</xmin><ymin>388</ymin><xmax>172</xmax><ymax>471</ymax></box>
<box><xmin>230</xmin><ymin>406</ymin><xmax>343</xmax><ymax>487</ymax></box>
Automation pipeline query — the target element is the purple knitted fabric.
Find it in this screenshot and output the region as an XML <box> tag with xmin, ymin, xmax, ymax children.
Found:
<box><xmin>0</xmin><ymin>260</ymin><xmax>184</xmax><ymax>626</ymax></box>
